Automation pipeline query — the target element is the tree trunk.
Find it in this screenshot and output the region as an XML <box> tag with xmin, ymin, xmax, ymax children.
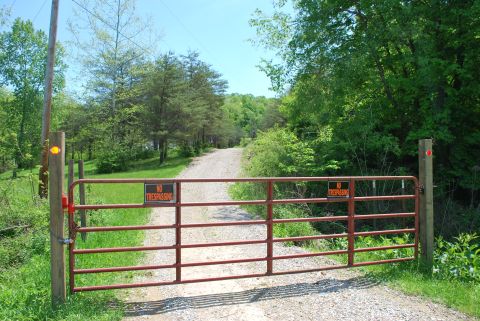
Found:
<box><xmin>159</xmin><ymin>139</ymin><xmax>165</xmax><ymax>164</ymax></box>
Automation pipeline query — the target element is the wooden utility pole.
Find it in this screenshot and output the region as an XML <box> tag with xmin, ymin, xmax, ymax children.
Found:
<box><xmin>39</xmin><ymin>0</ymin><xmax>60</xmax><ymax>198</ymax></box>
<box><xmin>419</xmin><ymin>139</ymin><xmax>434</xmax><ymax>267</ymax></box>
<box><xmin>48</xmin><ymin>132</ymin><xmax>66</xmax><ymax>304</ymax></box>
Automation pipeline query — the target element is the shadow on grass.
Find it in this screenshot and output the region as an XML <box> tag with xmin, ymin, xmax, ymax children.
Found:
<box><xmin>123</xmin><ymin>276</ymin><xmax>379</xmax><ymax>316</ymax></box>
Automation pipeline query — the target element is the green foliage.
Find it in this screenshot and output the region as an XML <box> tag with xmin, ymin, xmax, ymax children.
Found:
<box><xmin>434</xmin><ymin>233</ymin><xmax>480</xmax><ymax>283</ymax></box>
<box><xmin>0</xmin><ymin>18</ymin><xmax>65</xmax><ymax>169</ymax></box>
<box><xmin>251</xmin><ymin>0</ymin><xmax>480</xmax><ymax>229</ymax></box>
<box><xmin>243</xmin><ymin>127</ymin><xmax>314</xmax><ymax>177</ymax></box>
<box><xmin>221</xmin><ymin>94</ymin><xmax>283</xmax><ymax>146</ymax></box>
<box><xmin>95</xmin><ymin>147</ymin><xmax>131</xmax><ymax>174</ymax></box>
<box><xmin>0</xmin><ymin>174</ymin><xmax>49</xmax><ymax>270</ymax></box>
<box><xmin>272</xmin><ymin>206</ymin><xmax>315</xmax><ymax>245</ymax></box>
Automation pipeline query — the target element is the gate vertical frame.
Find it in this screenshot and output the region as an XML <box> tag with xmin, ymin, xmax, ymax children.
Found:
<box><xmin>347</xmin><ymin>179</ymin><xmax>355</xmax><ymax>266</ymax></box>
<box><xmin>266</xmin><ymin>181</ymin><xmax>273</xmax><ymax>274</ymax></box>
<box><xmin>175</xmin><ymin>182</ymin><xmax>182</xmax><ymax>281</ymax></box>
<box><xmin>78</xmin><ymin>160</ymin><xmax>87</xmax><ymax>241</ymax></box>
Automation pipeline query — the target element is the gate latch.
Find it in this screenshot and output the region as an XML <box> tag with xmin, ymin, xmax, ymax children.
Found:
<box><xmin>62</xmin><ymin>193</ymin><xmax>68</xmax><ymax>210</ymax></box>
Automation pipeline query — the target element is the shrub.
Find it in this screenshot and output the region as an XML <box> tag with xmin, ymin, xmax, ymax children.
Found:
<box><xmin>179</xmin><ymin>144</ymin><xmax>195</xmax><ymax>157</ymax></box>
<box><xmin>0</xmin><ymin>175</ymin><xmax>49</xmax><ymax>271</ymax></box>
<box><xmin>243</xmin><ymin>127</ymin><xmax>314</xmax><ymax>177</ymax></box>
<box><xmin>434</xmin><ymin>233</ymin><xmax>479</xmax><ymax>283</ymax></box>
<box><xmin>95</xmin><ymin>148</ymin><xmax>131</xmax><ymax>173</ymax></box>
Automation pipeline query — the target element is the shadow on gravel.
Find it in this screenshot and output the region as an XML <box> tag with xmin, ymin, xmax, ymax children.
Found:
<box><xmin>124</xmin><ymin>276</ymin><xmax>379</xmax><ymax>316</ymax></box>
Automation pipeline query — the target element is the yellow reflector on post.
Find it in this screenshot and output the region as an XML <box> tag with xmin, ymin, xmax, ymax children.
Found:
<box><xmin>50</xmin><ymin>146</ymin><xmax>61</xmax><ymax>155</ymax></box>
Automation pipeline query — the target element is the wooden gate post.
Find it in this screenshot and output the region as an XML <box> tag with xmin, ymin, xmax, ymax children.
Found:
<box><xmin>418</xmin><ymin>139</ymin><xmax>434</xmax><ymax>267</ymax></box>
<box><xmin>48</xmin><ymin>131</ymin><xmax>66</xmax><ymax>304</ymax></box>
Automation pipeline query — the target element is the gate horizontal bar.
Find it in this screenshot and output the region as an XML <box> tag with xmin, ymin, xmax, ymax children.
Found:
<box><xmin>181</xmin><ymin>220</ymin><xmax>267</xmax><ymax>228</ymax></box>
<box><xmin>354</xmin><ymin>228</ymin><xmax>415</xmax><ymax>237</ymax></box>
<box><xmin>272</xmin><ymin>233</ymin><xmax>348</xmax><ymax>243</ymax></box>
<box><xmin>353</xmin><ymin>243</ymin><xmax>415</xmax><ymax>253</ymax></box>
<box><xmin>73</xmin><ymin>245</ymin><xmax>176</xmax><ymax>254</ymax></box>
<box><xmin>74</xmin><ymin>263</ymin><xmax>176</xmax><ymax>274</ymax></box>
<box><xmin>76</xmin><ymin>220</ymin><xmax>268</xmax><ymax>233</ymax></box>
<box><xmin>354</xmin><ymin>213</ymin><xmax>415</xmax><ymax>220</ymax></box>
<box><xmin>272</xmin><ymin>250</ymin><xmax>348</xmax><ymax>260</ymax></box>
<box><xmin>352</xmin><ymin>257</ymin><xmax>415</xmax><ymax>267</ymax></box>
<box><xmin>182</xmin><ymin>239</ymin><xmax>266</xmax><ymax>248</ymax></box>
<box><xmin>75</xmin><ymin>199</ymin><xmax>267</xmax><ymax>210</ymax></box>
<box><xmin>77</xmin><ymin>224</ymin><xmax>176</xmax><ymax>232</ymax></box>
<box><xmin>354</xmin><ymin>195</ymin><xmax>415</xmax><ymax>201</ymax></box>
<box><xmin>274</xmin><ymin>216</ymin><xmax>348</xmax><ymax>223</ymax></box>
<box><xmin>75</xmin><ymin>257</ymin><xmax>268</xmax><ymax>274</ymax></box>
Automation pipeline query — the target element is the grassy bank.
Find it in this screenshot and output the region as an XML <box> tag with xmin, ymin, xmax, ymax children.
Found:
<box><xmin>0</xmin><ymin>156</ymin><xmax>190</xmax><ymax>320</ymax></box>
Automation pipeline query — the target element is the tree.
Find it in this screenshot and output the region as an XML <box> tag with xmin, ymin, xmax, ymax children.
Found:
<box><xmin>67</xmin><ymin>0</ymin><xmax>159</xmax><ymax>173</ymax></box>
<box><xmin>68</xmin><ymin>0</ymin><xmax>152</xmax><ymax>103</ymax></box>
<box><xmin>180</xmin><ymin>51</ymin><xmax>227</xmax><ymax>152</ymax></box>
<box><xmin>249</xmin><ymin>0</ymin><xmax>480</xmax><ymax>236</ymax></box>
<box><xmin>0</xmin><ymin>18</ymin><xmax>65</xmax><ymax>168</ymax></box>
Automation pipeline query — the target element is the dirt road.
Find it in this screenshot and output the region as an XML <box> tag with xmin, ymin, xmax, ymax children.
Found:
<box><xmin>124</xmin><ymin>148</ymin><xmax>471</xmax><ymax>321</ymax></box>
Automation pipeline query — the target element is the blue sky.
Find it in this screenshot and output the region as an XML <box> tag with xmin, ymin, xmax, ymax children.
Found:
<box><xmin>2</xmin><ymin>0</ymin><xmax>282</xmax><ymax>97</ymax></box>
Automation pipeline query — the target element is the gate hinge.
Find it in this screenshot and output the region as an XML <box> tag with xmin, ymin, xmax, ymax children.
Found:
<box><xmin>417</xmin><ymin>185</ymin><xmax>425</xmax><ymax>194</ymax></box>
<box><xmin>58</xmin><ymin>238</ymin><xmax>73</xmax><ymax>245</ymax></box>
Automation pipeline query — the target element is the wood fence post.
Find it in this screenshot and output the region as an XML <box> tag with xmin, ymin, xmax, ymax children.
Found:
<box><xmin>418</xmin><ymin>139</ymin><xmax>434</xmax><ymax>267</ymax></box>
<box><xmin>48</xmin><ymin>131</ymin><xmax>66</xmax><ymax>304</ymax></box>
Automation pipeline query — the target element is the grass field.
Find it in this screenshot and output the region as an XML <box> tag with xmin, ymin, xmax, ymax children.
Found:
<box><xmin>0</xmin><ymin>156</ymin><xmax>190</xmax><ymax>320</ymax></box>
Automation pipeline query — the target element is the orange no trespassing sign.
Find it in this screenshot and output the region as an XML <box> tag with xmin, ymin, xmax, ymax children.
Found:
<box><xmin>327</xmin><ymin>181</ymin><xmax>349</xmax><ymax>198</ymax></box>
<box><xmin>144</xmin><ymin>183</ymin><xmax>176</xmax><ymax>203</ymax></box>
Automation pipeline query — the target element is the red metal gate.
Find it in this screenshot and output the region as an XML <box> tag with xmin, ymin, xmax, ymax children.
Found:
<box><xmin>67</xmin><ymin>176</ymin><xmax>419</xmax><ymax>293</ymax></box>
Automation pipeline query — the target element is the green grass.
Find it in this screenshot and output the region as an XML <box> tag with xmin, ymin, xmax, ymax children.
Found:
<box><xmin>0</xmin><ymin>156</ymin><xmax>190</xmax><ymax>320</ymax></box>
<box><xmin>362</xmin><ymin>263</ymin><xmax>480</xmax><ymax>317</ymax></box>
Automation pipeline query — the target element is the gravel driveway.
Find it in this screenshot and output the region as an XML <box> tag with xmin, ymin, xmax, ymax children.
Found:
<box><xmin>123</xmin><ymin>148</ymin><xmax>472</xmax><ymax>321</ymax></box>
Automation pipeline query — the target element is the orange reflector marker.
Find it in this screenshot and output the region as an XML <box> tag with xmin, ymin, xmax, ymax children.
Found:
<box><xmin>50</xmin><ymin>146</ymin><xmax>61</xmax><ymax>155</ymax></box>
